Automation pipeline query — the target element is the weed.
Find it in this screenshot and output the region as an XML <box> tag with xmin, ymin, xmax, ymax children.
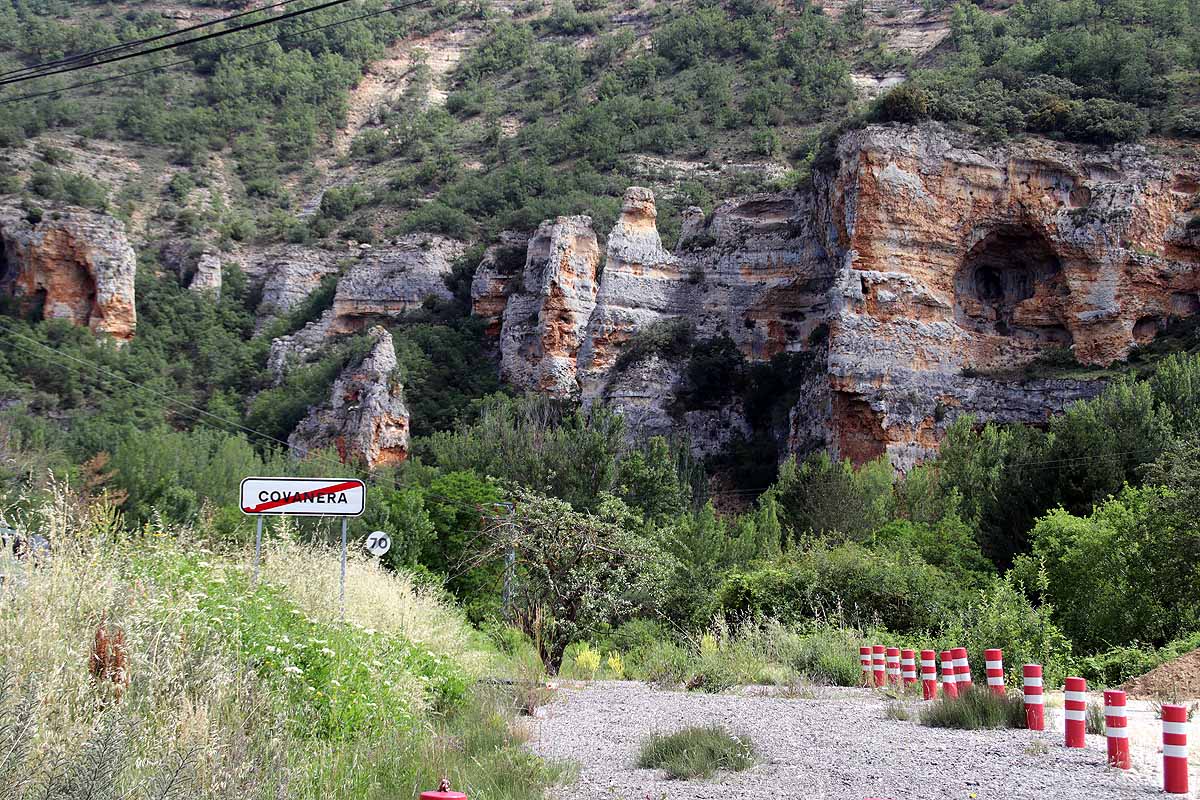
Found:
<box><xmin>1086</xmin><ymin>701</ymin><xmax>1105</xmax><ymax>735</ymax></box>
<box><xmin>919</xmin><ymin>687</ymin><xmax>1028</xmax><ymax>730</ymax></box>
<box><xmin>884</xmin><ymin>702</ymin><xmax>912</xmax><ymax>721</ymax></box>
<box><xmin>637</xmin><ymin>726</ymin><xmax>755</xmax><ymax>779</ymax></box>
<box><xmin>573</xmin><ymin>644</ymin><xmax>601</xmax><ymax>679</ymax></box>
<box><xmin>1024</xmin><ymin>739</ymin><xmax>1050</xmax><ymax>756</ymax></box>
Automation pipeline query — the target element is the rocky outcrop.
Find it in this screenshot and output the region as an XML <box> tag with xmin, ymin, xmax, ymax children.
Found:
<box><xmin>470</xmin><ymin>231</ymin><xmax>529</xmax><ymax>338</ymax></box>
<box><xmin>0</xmin><ymin>205</ymin><xmax>136</xmax><ymax>341</ymax></box>
<box><xmin>819</xmin><ymin>125</ymin><xmax>1200</xmax><ymax>467</ymax></box>
<box><xmin>188</xmin><ymin>251</ymin><xmax>222</xmax><ymax>298</ymax></box>
<box><xmin>289</xmin><ymin>326</ymin><xmax>410</xmax><ymax>468</ymax></box>
<box><xmin>329</xmin><ymin>234</ymin><xmax>465</xmax><ymax>333</ymax></box>
<box><xmin>499</xmin><ymin>216</ymin><xmax>600</xmax><ymax>397</ymax></box>
<box><xmin>254</xmin><ymin>246</ymin><xmax>341</xmax><ymax>326</ymax></box>
<box><xmin>485</xmin><ymin>125</ymin><xmax>1200</xmax><ymax>469</ymax></box>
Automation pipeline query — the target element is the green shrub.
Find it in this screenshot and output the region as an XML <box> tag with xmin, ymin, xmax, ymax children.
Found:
<box><xmin>769</xmin><ymin>624</ymin><xmax>867</xmax><ymax>687</ymax></box>
<box><xmin>874</xmin><ymin>82</ymin><xmax>929</xmax><ymax>123</ymax></box>
<box><xmin>1086</xmin><ymin>701</ymin><xmax>1105</xmax><ymax>735</ymax></box>
<box><xmin>637</xmin><ymin>726</ymin><xmax>755</xmax><ymax>779</ymax></box>
<box><xmin>717</xmin><ymin>542</ymin><xmax>959</xmax><ymax>633</ymax></box>
<box><xmin>919</xmin><ymin>688</ymin><xmax>1027</xmax><ymax>730</ymax></box>
<box><xmin>635</xmin><ymin>639</ymin><xmax>692</xmax><ymax>686</ymax></box>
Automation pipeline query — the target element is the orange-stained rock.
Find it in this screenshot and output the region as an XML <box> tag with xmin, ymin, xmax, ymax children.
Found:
<box><xmin>289</xmin><ymin>326</ymin><xmax>409</xmax><ymax>469</ymax></box>
<box><xmin>820</xmin><ymin>124</ymin><xmax>1200</xmax><ymax>468</ymax></box>
<box><xmin>499</xmin><ymin>216</ymin><xmax>600</xmax><ymax>397</ymax></box>
<box><xmin>0</xmin><ymin>205</ymin><xmax>136</xmax><ymax>342</ymax></box>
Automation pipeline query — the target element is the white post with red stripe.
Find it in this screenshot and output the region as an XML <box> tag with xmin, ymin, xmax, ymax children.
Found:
<box><xmin>951</xmin><ymin>647</ymin><xmax>972</xmax><ymax>690</ymax></box>
<box><xmin>1162</xmin><ymin>704</ymin><xmax>1189</xmax><ymax>794</ymax></box>
<box><xmin>940</xmin><ymin>650</ymin><xmax>958</xmax><ymax>699</ymax></box>
<box><xmin>885</xmin><ymin>647</ymin><xmax>901</xmax><ymax>686</ymax></box>
<box><xmin>1103</xmin><ymin>689</ymin><xmax>1129</xmax><ymax>769</ymax></box>
<box><xmin>920</xmin><ymin>649</ymin><xmax>938</xmax><ymax>700</ymax></box>
<box><xmin>901</xmin><ymin>649</ymin><xmax>917</xmax><ymax>688</ymax></box>
<box><xmin>1064</xmin><ymin>676</ymin><xmax>1087</xmax><ymax>748</ymax></box>
<box><xmin>984</xmin><ymin>648</ymin><xmax>1005</xmax><ymax>695</ymax></box>
<box><xmin>1022</xmin><ymin>664</ymin><xmax>1044</xmax><ymax>731</ymax></box>
<box><xmin>859</xmin><ymin>646</ymin><xmax>872</xmax><ymax>687</ymax></box>
<box><xmin>872</xmin><ymin>645</ymin><xmax>886</xmax><ymax>688</ymax></box>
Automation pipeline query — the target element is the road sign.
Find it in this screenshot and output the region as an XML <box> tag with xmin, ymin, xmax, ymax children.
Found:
<box><xmin>240</xmin><ymin>477</ymin><xmax>366</xmax><ymax>517</ymax></box>
<box><xmin>364</xmin><ymin>531</ymin><xmax>391</xmax><ymax>557</ymax></box>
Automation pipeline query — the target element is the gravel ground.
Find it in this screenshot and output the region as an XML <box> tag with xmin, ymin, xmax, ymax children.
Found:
<box><xmin>527</xmin><ymin>681</ymin><xmax>1200</xmax><ymax>800</ymax></box>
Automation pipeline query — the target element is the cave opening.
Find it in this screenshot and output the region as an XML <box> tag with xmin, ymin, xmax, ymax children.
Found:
<box><xmin>955</xmin><ymin>225</ymin><xmax>1071</xmax><ymax>344</ymax></box>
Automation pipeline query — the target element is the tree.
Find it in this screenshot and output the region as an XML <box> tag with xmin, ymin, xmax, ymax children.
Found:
<box><xmin>494</xmin><ymin>490</ymin><xmax>668</xmax><ymax>672</ymax></box>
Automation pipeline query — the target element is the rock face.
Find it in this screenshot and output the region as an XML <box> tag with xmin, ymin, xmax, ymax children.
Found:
<box><xmin>0</xmin><ymin>206</ymin><xmax>136</xmax><ymax>341</ymax></box>
<box><xmin>819</xmin><ymin>125</ymin><xmax>1200</xmax><ymax>467</ymax></box>
<box><xmin>470</xmin><ymin>231</ymin><xmax>530</xmax><ymax>338</ymax></box>
<box><xmin>484</xmin><ymin>124</ymin><xmax>1200</xmax><ymax>468</ymax></box>
<box><xmin>289</xmin><ymin>326</ymin><xmax>410</xmax><ymax>468</ymax></box>
<box><xmin>329</xmin><ymin>234</ymin><xmax>465</xmax><ymax>333</ymax></box>
<box><xmin>188</xmin><ymin>251</ymin><xmax>222</xmax><ymax>298</ymax></box>
<box><xmin>254</xmin><ymin>246</ymin><xmax>341</xmax><ymax>326</ymax></box>
<box><xmin>499</xmin><ymin>216</ymin><xmax>600</xmax><ymax>396</ymax></box>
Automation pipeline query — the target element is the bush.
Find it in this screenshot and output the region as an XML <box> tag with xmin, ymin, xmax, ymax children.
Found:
<box><xmin>874</xmin><ymin>83</ymin><xmax>929</xmax><ymax>123</ymax></box>
<box><xmin>637</xmin><ymin>726</ymin><xmax>755</xmax><ymax>779</ymax></box>
<box><xmin>717</xmin><ymin>542</ymin><xmax>960</xmax><ymax>633</ymax></box>
<box><xmin>919</xmin><ymin>688</ymin><xmax>1027</xmax><ymax>730</ymax></box>
<box><xmin>769</xmin><ymin>624</ymin><xmax>868</xmax><ymax>687</ymax></box>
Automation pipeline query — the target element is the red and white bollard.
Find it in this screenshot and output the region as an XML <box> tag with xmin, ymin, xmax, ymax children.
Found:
<box><xmin>984</xmin><ymin>648</ymin><xmax>1005</xmax><ymax>695</ymax></box>
<box><xmin>901</xmin><ymin>648</ymin><xmax>917</xmax><ymax>687</ymax></box>
<box><xmin>951</xmin><ymin>647</ymin><xmax>972</xmax><ymax>690</ymax></box>
<box><xmin>1022</xmin><ymin>664</ymin><xmax>1044</xmax><ymax>731</ymax></box>
<box><xmin>940</xmin><ymin>650</ymin><xmax>958</xmax><ymax>699</ymax></box>
<box><xmin>1103</xmin><ymin>689</ymin><xmax>1129</xmax><ymax>769</ymax></box>
<box><xmin>1162</xmin><ymin>704</ymin><xmax>1189</xmax><ymax>794</ymax></box>
<box><xmin>920</xmin><ymin>649</ymin><xmax>938</xmax><ymax>700</ymax></box>
<box><xmin>886</xmin><ymin>647</ymin><xmax>901</xmax><ymax>686</ymax></box>
<box><xmin>1064</xmin><ymin>676</ymin><xmax>1087</xmax><ymax>748</ymax></box>
<box><xmin>872</xmin><ymin>644</ymin><xmax>886</xmax><ymax>688</ymax></box>
<box><xmin>859</xmin><ymin>646</ymin><xmax>872</xmax><ymax>686</ymax></box>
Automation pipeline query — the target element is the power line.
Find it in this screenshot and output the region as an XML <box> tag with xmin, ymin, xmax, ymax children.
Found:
<box><xmin>0</xmin><ymin>0</ymin><xmax>432</xmax><ymax>106</ymax></box>
<box><xmin>0</xmin><ymin>0</ymin><xmax>308</xmax><ymax>81</ymax></box>
<box><xmin>0</xmin><ymin>0</ymin><xmax>378</xmax><ymax>88</ymax></box>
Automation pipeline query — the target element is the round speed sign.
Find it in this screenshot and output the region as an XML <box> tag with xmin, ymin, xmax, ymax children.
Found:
<box><xmin>364</xmin><ymin>531</ymin><xmax>392</xmax><ymax>557</ymax></box>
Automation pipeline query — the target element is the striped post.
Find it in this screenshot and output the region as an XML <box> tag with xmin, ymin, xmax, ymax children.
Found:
<box><xmin>885</xmin><ymin>647</ymin><xmax>901</xmax><ymax>686</ymax></box>
<box><xmin>1022</xmin><ymin>664</ymin><xmax>1044</xmax><ymax>731</ymax></box>
<box><xmin>859</xmin><ymin>646</ymin><xmax>872</xmax><ymax>687</ymax></box>
<box><xmin>951</xmin><ymin>647</ymin><xmax>972</xmax><ymax>690</ymax></box>
<box><xmin>1064</xmin><ymin>676</ymin><xmax>1087</xmax><ymax>748</ymax></box>
<box><xmin>901</xmin><ymin>648</ymin><xmax>917</xmax><ymax>687</ymax></box>
<box><xmin>920</xmin><ymin>649</ymin><xmax>938</xmax><ymax>700</ymax></box>
<box><xmin>1162</xmin><ymin>704</ymin><xmax>1188</xmax><ymax>794</ymax></box>
<box><xmin>940</xmin><ymin>650</ymin><xmax>958</xmax><ymax>699</ymax></box>
<box><xmin>872</xmin><ymin>645</ymin><xmax>886</xmax><ymax>688</ymax></box>
<box><xmin>984</xmin><ymin>648</ymin><xmax>1005</xmax><ymax>695</ymax></box>
<box><xmin>1103</xmin><ymin>690</ymin><xmax>1129</xmax><ymax>769</ymax></box>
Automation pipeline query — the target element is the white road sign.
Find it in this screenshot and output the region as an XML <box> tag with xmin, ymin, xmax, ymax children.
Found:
<box><xmin>240</xmin><ymin>477</ymin><xmax>366</xmax><ymax>517</ymax></box>
<box><xmin>364</xmin><ymin>531</ymin><xmax>392</xmax><ymax>557</ymax></box>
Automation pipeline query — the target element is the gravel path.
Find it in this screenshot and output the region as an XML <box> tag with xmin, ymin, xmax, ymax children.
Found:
<box><xmin>527</xmin><ymin>681</ymin><xmax>1199</xmax><ymax>800</ymax></box>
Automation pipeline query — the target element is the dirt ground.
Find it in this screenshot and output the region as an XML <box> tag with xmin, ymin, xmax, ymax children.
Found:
<box><xmin>1124</xmin><ymin>648</ymin><xmax>1200</xmax><ymax>701</ymax></box>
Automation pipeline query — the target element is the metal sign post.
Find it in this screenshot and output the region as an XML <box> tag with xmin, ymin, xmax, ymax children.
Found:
<box><xmin>240</xmin><ymin>476</ymin><xmax>366</xmax><ymax>617</ymax></box>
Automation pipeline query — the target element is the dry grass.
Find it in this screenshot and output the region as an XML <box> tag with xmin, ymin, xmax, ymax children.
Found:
<box><xmin>261</xmin><ymin>532</ymin><xmax>490</xmax><ymax>674</ymax></box>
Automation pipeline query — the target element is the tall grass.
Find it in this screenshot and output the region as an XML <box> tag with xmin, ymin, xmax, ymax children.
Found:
<box><xmin>919</xmin><ymin>687</ymin><xmax>1028</xmax><ymax>730</ymax></box>
<box><xmin>0</xmin><ymin>487</ymin><xmax>562</xmax><ymax>800</ymax></box>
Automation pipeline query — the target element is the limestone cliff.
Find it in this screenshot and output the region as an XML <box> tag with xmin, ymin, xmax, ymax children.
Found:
<box><xmin>289</xmin><ymin>326</ymin><xmax>410</xmax><ymax>468</ymax></box>
<box><xmin>0</xmin><ymin>205</ymin><xmax>136</xmax><ymax>341</ymax></box>
<box><xmin>484</xmin><ymin>124</ymin><xmax>1200</xmax><ymax>468</ymax></box>
<box><xmin>820</xmin><ymin>125</ymin><xmax>1200</xmax><ymax>467</ymax></box>
<box><xmin>499</xmin><ymin>216</ymin><xmax>600</xmax><ymax>397</ymax></box>
<box><xmin>329</xmin><ymin>234</ymin><xmax>465</xmax><ymax>333</ymax></box>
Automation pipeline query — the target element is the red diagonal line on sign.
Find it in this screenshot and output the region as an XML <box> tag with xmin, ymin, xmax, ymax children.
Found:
<box><xmin>243</xmin><ymin>480</ymin><xmax>361</xmax><ymax>514</ymax></box>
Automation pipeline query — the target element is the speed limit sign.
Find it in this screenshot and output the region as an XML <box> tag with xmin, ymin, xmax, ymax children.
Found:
<box><xmin>364</xmin><ymin>531</ymin><xmax>391</xmax><ymax>557</ymax></box>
